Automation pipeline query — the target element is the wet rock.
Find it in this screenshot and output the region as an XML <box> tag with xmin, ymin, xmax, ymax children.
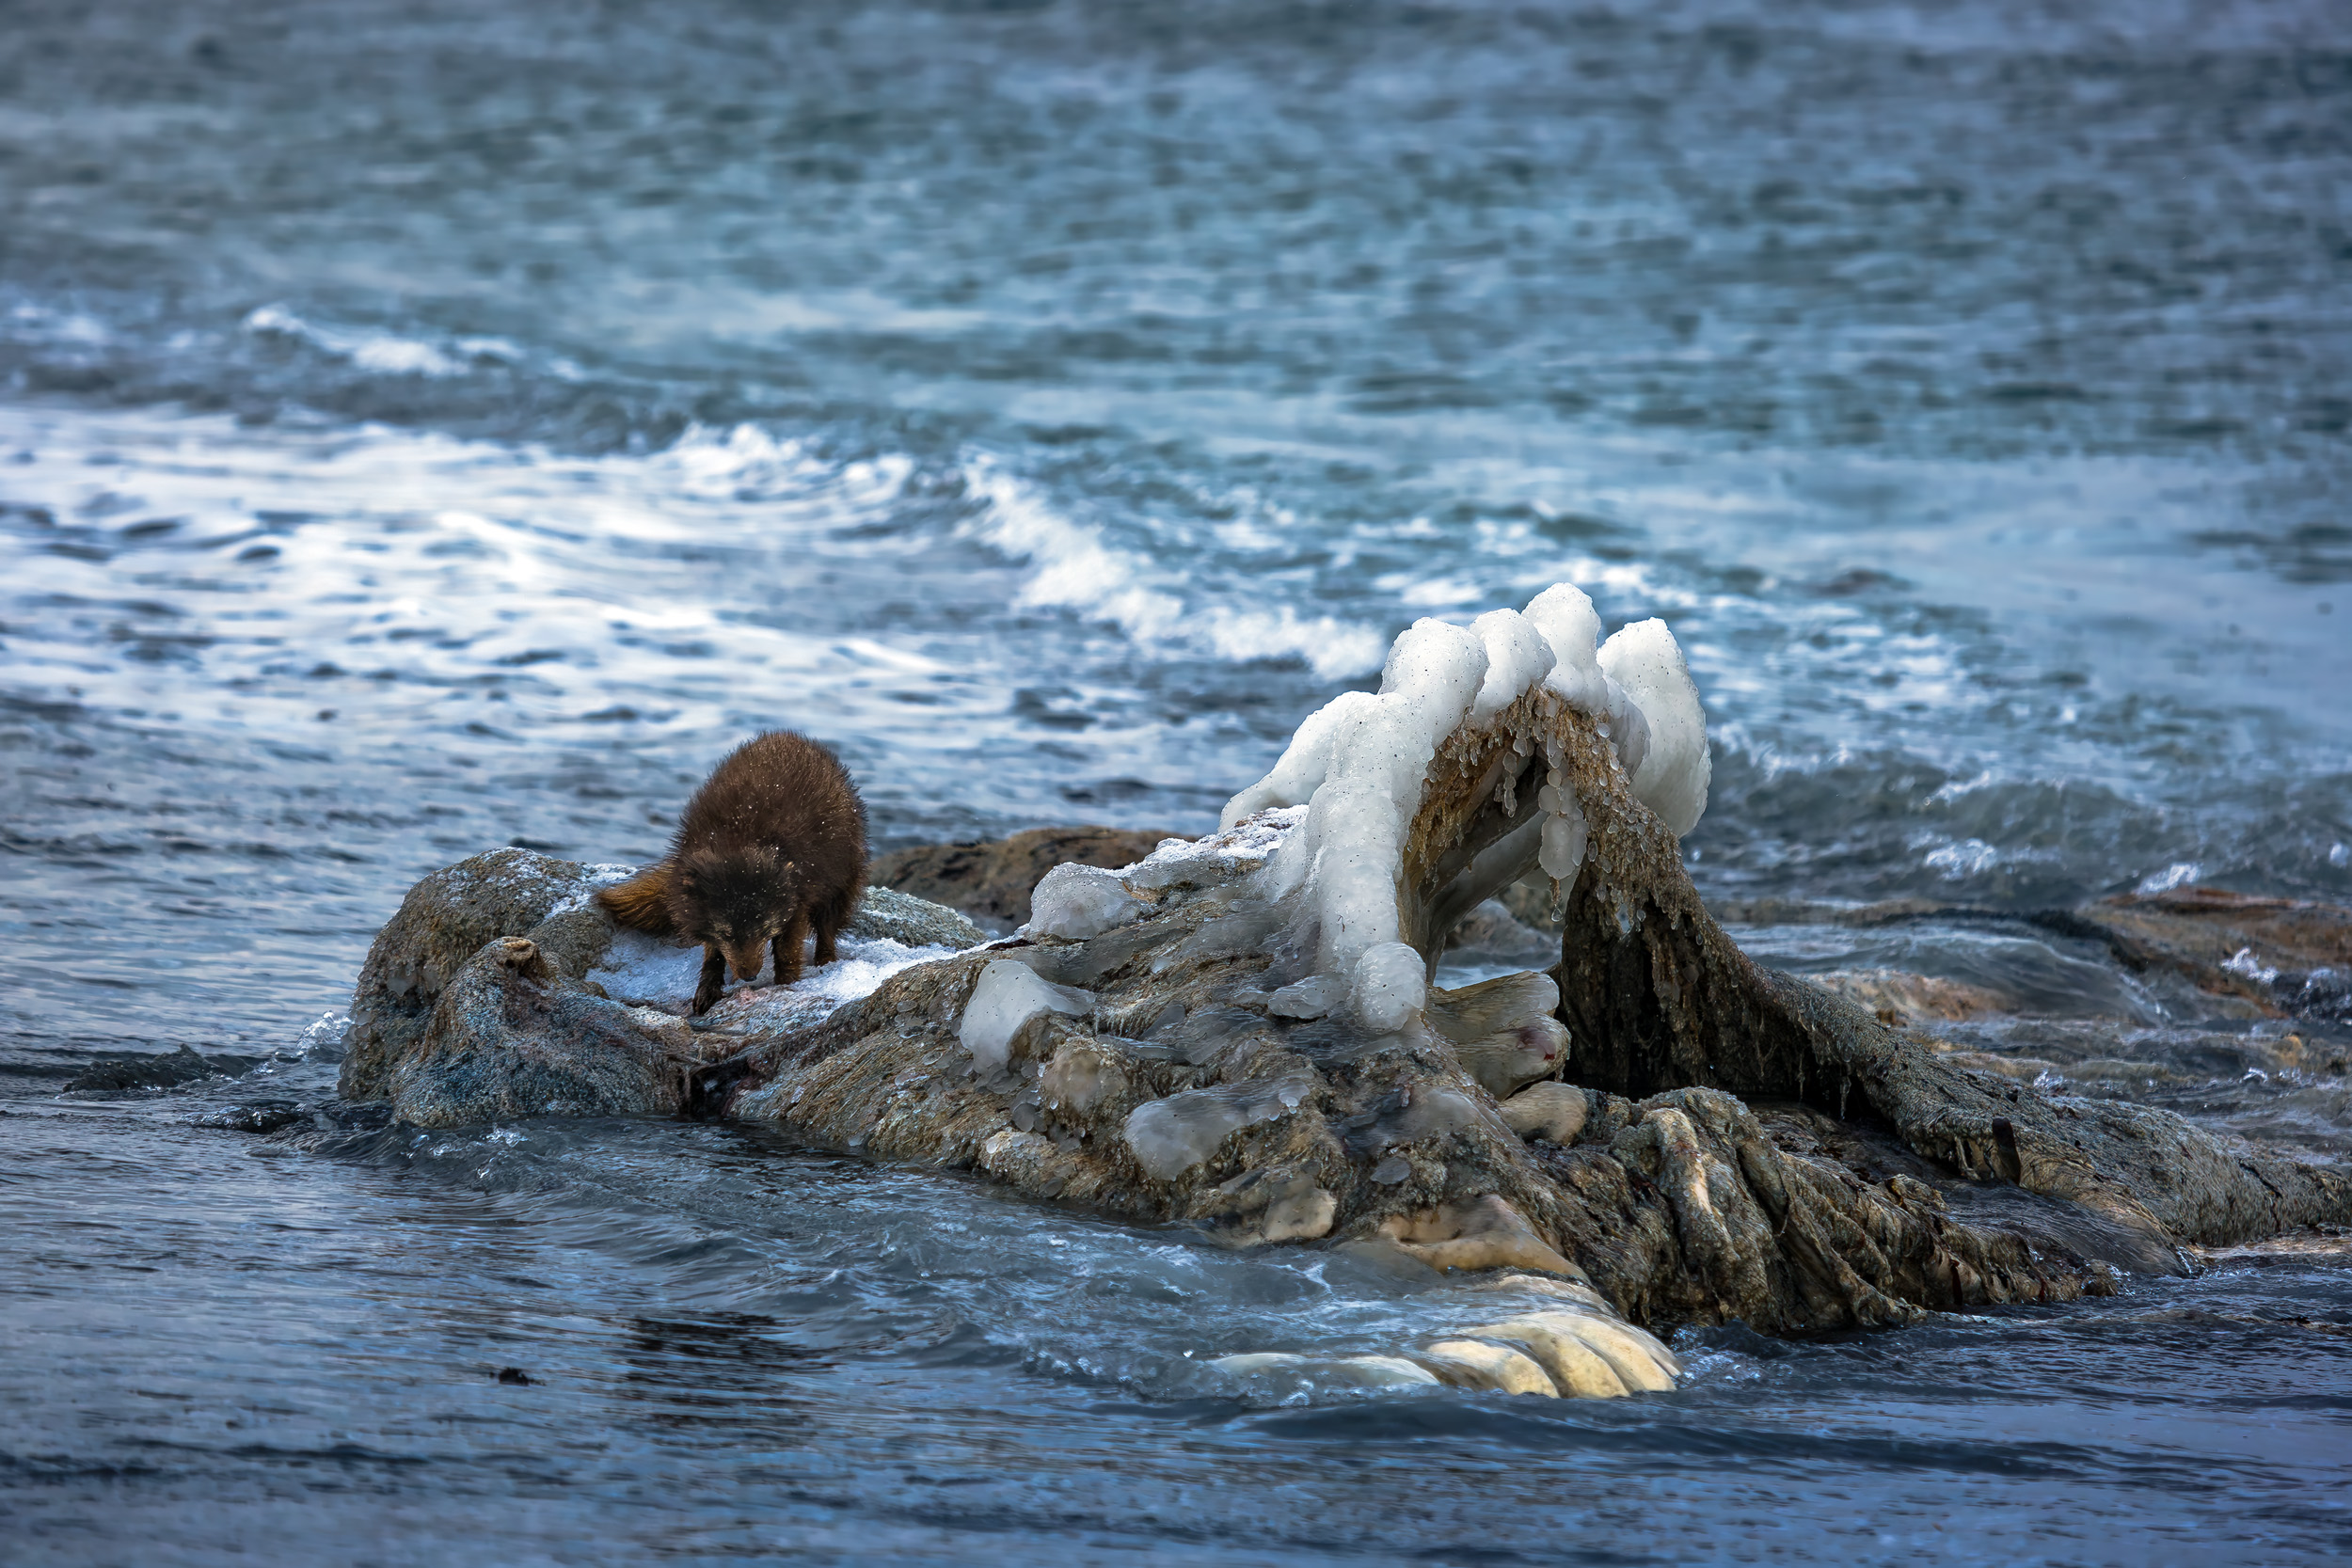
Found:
<box><xmin>848</xmin><ymin>886</ymin><xmax>986</xmax><ymax>951</ymax></box>
<box><xmin>1205</xmin><ymin>1353</ymin><xmax>1440</xmax><ymax>1390</ymax></box>
<box><xmin>1414</xmin><ymin>1338</ymin><xmax>1558</xmax><ymax>1396</ymax></box>
<box><xmin>1810</xmin><ymin>968</ymin><xmax>2012</xmax><ymax>1026</ymax></box>
<box><xmin>2042</xmin><ymin>886</ymin><xmax>2352</xmax><ymax>1016</ymax></box>
<box><xmin>1199</xmin><ymin>1164</ymin><xmax>1338</xmax><ymax>1247</ymax></box>
<box><xmin>342</xmin><ymin>847</ymin><xmax>610</xmax><ymax>1102</ymax></box>
<box><xmin>65</xmin><ymin>1044</ymin><xmax>262</xmax><ymax>1092</ymax></box>
<box><xmin>1499</xmin><ymin>1082</ymin><xmax>1589</xmax><ymax>1144</ymax></box>
<box><xmin>190</xmin><ymin>1101</ymin><xmax>306</xmax><ymax>1133</ymax></box>
<box><xmin>341</xmin><ymin>846</ymin><xmax>979</xmax><ymax>1107</ymax></box>
<box><xmin>1425</xmin><ymin>971</ymin><xmax>1569</xmax><ymax>1096</ymax></box>
<box><xmin>1460</xmin><ymin>1308</ymin><xmax>1680</xmax><ymax>1397</ymax></box>
<box><xmin>384</xmin><ymin>936</ymin><xmax>705</xmax><ymax>1127</ymax></box>
<box><xmin>1376</xmin><ymin>1194</ymin><xmax>1582</xmax><ymax>1277</ymax></box>
<box><xmin>869</xmin><ymin>825</ymin><xmax>1176</xmax><ymax>927</ymax></box>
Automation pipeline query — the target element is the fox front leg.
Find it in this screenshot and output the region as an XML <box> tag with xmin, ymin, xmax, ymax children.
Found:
<box><xmin>773</xmin><ymin>910</ymin><xmax>810</xmax><ymax>988</ymax></box>
<box><xmin>692</xmin><ymin>945</ymin><xmax>726</xmax><ymax>1015</ymax></box>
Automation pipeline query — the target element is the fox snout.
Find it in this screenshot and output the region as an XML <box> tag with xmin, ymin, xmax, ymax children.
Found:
<box><xmin>723</xmin><ymin>942</ymin><xmax>768</xmax><ymax>984</ymax></box>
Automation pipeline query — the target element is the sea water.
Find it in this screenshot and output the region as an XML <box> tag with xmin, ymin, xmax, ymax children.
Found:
<box><xmin>4</xmin><ymin>2</ymin><xmax>2348</xmax><ymax>1561</ymax></box>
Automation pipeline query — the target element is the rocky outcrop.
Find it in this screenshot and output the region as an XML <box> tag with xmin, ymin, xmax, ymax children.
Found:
<box><xmin>340</xmin><ymin>847</ymin><xmax>607</xmax><ymax>1103</ymax></box>
<box><xmin>340</xmin><ymin>855</ymin><xmax>983</xmax><ymax>1121</ymax></box>
<box><xmin>332</xmin><ymin>586</ymin><xmax>2352</xmax><ymax>1401</ymax></box>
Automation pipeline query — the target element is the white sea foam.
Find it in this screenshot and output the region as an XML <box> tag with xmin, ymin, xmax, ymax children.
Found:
<box><xmin>243</xmin><ymin>305</ymin><xmax>469</xmax><ymax>378</ymax></box>
<box><xmin>961</xmin><ymin>456</ymin><xmax>1383</xmax><ymax>679</ymax></box>
<box><xmin>2137</xmin><ymin>862</ymin><xmax>2204</xmax><ymax>895</ymax></box>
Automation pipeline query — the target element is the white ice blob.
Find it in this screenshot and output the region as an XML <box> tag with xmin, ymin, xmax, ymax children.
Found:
<box><xmin>1469</xmin><ymin>608</ymin><xmax>1556</xmax><ymax>722</ymax></box>
<box><xmin>1522</xmin><ymin>582</ymin><xmax>1613</xmax><ymax>715</ymax></box>
<box><xmin>1025</xmin><ymin>862</ymin><xmax>1150</xmax><ymax>941</ymax></box>
<box><xmin>1537</xmin><ymin>783</ymin><xmax>1589</xmax><ymax>882</ymax></box>
<box><xmin>958</xmin><ymin>959</ymin><xmax>1096</xmax><ymax>1077</ymax></box>
<box><xmin>1352</xmin><ymin>941</ymin><xmax>1428</xmax><ymax>1034</ymax></box>
<box><xmin>1596</xmin><ymin>618</ymin><xmax>1711</xmax><ymax>837</ymax></box>
<box><xmin>1120</xmin><ymin>1075</ymin><xmax>1313</xmax><ymax>1181</ymax></box>
<box><xmin>1218</xmin><ymin>691</ymin><xmax>1381</xmax><ymax>830</ymax></box>
<box><xmin>1280</xmin><ymin>620</ymin><xmax>1490</xmax><ymax>974</ymax></box>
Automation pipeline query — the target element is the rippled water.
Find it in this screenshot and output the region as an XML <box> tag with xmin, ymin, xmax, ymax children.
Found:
<box><xmin>5</xmin><ymin>1</ymin><xmax>2349</xmax><ymax>1560</ymax></box>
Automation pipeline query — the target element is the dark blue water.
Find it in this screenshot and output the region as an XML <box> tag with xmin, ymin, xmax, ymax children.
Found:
<box><xmin>4</xmin><ymin>2</ymin><xmax>2349</xmax><ymax>1560</ymax></box>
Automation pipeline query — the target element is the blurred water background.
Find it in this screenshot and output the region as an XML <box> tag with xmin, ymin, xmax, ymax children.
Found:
<box><xmin>3</xmin><ymin>2</ymin><xmax>2347</xmax><ymax>1561</ymax></box>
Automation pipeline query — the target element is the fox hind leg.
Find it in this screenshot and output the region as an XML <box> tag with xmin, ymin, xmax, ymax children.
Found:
<box><xmin>811</xmin><ymin>894</ymin><xmax>847</xmax><ymax>967</ymax></box>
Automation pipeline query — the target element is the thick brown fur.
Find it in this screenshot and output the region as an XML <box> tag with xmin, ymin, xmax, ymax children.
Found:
<box><xmin>595</xmin><ymin>731</ymin><xmax>869</xmax><ymax>1014</ymax></box>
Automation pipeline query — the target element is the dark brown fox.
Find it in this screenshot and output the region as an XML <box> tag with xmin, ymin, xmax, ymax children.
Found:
<box><xmin>595</xmin><ymin>731</ymin><xmax>868</xmax><ymax>1015</ymax></box>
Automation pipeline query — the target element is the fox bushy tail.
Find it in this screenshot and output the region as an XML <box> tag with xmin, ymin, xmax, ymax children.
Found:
<box><xmin>594</xmin><ymin>863</ymin><xmax>676</xmax><ymax>935</ymax></box>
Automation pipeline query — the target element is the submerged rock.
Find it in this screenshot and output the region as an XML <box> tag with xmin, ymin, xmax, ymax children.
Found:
<box><xmin>2047</xmin><ymin>886</ymin><xmax>2352</xmax><ymax>1018</ymax></box>
<box><xmin>335</xmin><ymin>581</ymin><xmax>2352</xmax><ymax>1399</ymax></box>
<box><xmin>66</xmin><ymin>1044</ymin><xmax>262</xmax><ymax>1093</ymax></box>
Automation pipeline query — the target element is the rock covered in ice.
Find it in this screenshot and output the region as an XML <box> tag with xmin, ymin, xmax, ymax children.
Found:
<box><xmin>958</xmin><ymin>958</ymin><xmax>1096</xmax><ymax>1077</ymax></box>
<box><xmin>1265</xmin><ymin>973</ymin><xmax>1348</xmax><ymax>1021</ymax></box>
<box><xmin>1217</xmin><ymin>581</ymin><xmax>1710</xmax><ymax>1045</ymax></box>
<box><xmin>585</xmin><ymin>927</ymin><xmax>962</xmax><ymax>1017</ymax></box>
<box><xmin>1124</xmin><ymin>806</ymin><xmax>1301</xmax><ymax>890</ymax></box>
<box><xmin>1025</xmin><ymin>862</ymin><xmax>1151</xmax><ymax>941</ymax></box>
<box><xmin>1252</xmin><ymin>618</ymin><xmax>1493</xmax><ymax>984</ymax></box>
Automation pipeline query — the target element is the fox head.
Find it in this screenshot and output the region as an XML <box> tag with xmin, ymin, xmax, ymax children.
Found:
<box><xmin>670</xmin><ymin>846</ymin><xmax>802</xmax><ymax>983</ymax></box>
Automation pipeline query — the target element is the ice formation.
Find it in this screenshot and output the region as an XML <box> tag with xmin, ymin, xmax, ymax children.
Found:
<box><xmin>1209</xmin><ymin>582</ymin><xmax>1710</xmax><ymax>1037</ymax></box>
<box><xmin>1596</xmin><ymin>618</ymin><xmax>1711</xmax><ymax>838</ymax></box>
<box><xmin>1121</xmin><ymin>1074</ymin><xmax>1314</xmax><ymax>1181</ymax></box>
<box><xmin>959</xmin><ymin>958</ymin><xmax>1097</xmax><ymax>1077</ymax></box>
<box><xmin>1025</xmin><ymin>862</ymin><xmax>1151</xmax><ymax>941</ymax></box>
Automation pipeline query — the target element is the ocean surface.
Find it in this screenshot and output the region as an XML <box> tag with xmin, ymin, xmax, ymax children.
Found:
<box><xmin>4</xmin><ymin>1</ymin><xmax>2348</xmax><ymax>1561</ymax></box>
